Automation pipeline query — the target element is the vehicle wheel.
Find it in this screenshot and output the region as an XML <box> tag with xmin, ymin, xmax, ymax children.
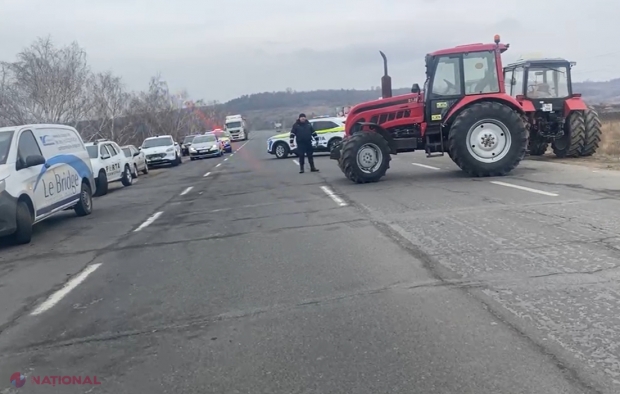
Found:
<box><xmin>581</xmin><ymin>106</ymin><xmax>602</xmax><ymax>156</ymax></box>
<box><xmin>528</xmin><ymin>140</ymin><xmax>548</xmax><ymax>156</ymax></box>
<box><xmin>142</xmin><ymin>164</ymin><xmax>149</xmax><ymax>175</ymax></box>
<box><xmin>339</xmin><ymin>132</ymin><xmax>391</xmax><ymax>183</ymax></box>
<box><xmin>177</xmin><ymin>154</ymin><xmax>182</xmax><ymax>164</ymax></box>
<box><xmin>94</xmin><ymin>171</ymin><xmax>108</xmax><ymax>197</ymax></box>
<box><xmin>171</xmin><ymin>155</ymin><xmax>179</xmax><ymax>167</ymax></box>
<box><xmin>190</xmin><ymin>157</ymin><xmax>196</xmax><ymax>161</ymax></box>
<box><xmin>448</xmin><ymin>101</ymin><xmax>527</xmax><ymax>177</ymax></box>
<box><xmin>328</xmin><ymin>137</ymin><xmax>342</xmax><ymax>152</ymax></box>
<box><xmin>274</xmin><ymin>142</ymin><xmax>289</xmax><ymax>159</ymax></box>
<box><xmin>121</xmin><ymin>165</ymin><xmax>133</xmax><ymax>186</ymax></box>
<box><xmin>74</xmin><ymin>181</ymin><xmax>93</xmax><ymax>217</ymax></box>
<box><xmin>133</xmin><ymin>164</ymin><xmax>139</xmax><ymax>178</ymax></box>
<box><xmin>12</xmin><ymin>201</ymin><xmax>33</xmax><ymax>244</ymax></box>
<box><xmin>552</xmin><ymin>111</ymin><xmax>585</xmax><ymax>158</ymax></box>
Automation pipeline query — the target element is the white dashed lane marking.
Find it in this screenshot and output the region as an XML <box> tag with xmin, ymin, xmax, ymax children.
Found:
<box><xmin>490</xmin><ymin>181</ymin><xmax>558</xmax><ymax>196</ymax></box>
<box><xmin>180</xmin><ymin>186</ymin><xmax>193</xmax><ymax>196</ymax></box>
<box><xmin>412</xmin><ymin>163</ymin><xmax>441</xmax><ymax>170</ymax></box>
<box><xmin>320</xmin><ymin>185</ymin><xmax>347</xmax><ymax>206</ymax></box>
<box><xmin>134</xmin><ymin>211</ymin><xmax>164</xmax><ymax>232</ymax></box>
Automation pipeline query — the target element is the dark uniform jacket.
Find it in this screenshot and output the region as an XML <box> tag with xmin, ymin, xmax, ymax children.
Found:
<box><xmin>290</xmin><ymin>121</ymin><xmax>317</xmax><ymax>145</ymax></box>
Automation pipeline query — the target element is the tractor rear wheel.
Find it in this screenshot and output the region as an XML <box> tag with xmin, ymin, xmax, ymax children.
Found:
<box><xmin>552</xmin><ymin>111</ymin><xmax>585</xmax><ymax>158</ymax></box>
<box><xmin>339</xmin><ymin>132</ymin><xmax>391</xmax><ymax>184</ymax></box>
<box><xmin>581</xmin><ymin>106</ymin><xmax>602</xmax><ymax>156</ymax></box>
<box><xmin>448</xmin><ymin>101</ymin><xmax>527</xmax><ymax>177</ymax></box>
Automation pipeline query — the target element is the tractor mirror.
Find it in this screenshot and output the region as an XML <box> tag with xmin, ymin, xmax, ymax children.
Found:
<box><xmin>411</xmin><ymin>83</ymin><xmax>421</xmax><ymax>94</ymax></box>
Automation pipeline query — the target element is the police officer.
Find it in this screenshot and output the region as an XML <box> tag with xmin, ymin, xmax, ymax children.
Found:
<box><xmin>290</xmin><ymin>113</ymin><xmax>319</xmax><ymax>173</ymax></box>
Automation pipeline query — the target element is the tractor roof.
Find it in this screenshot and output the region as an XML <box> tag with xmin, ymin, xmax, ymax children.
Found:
<box><xmin>505</xmin><ymin>58</ymin><xmax>574</xmax><ymax>69</ymax></box>
<box><xmin>429</xmin><ymin>42</ymin><xmax>508</xmax><ymax>57</ymax></box>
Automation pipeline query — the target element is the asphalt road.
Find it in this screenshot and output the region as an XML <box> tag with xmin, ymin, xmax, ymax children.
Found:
<box><xmin>0</xmin><ymin>130</ymin><xmax>619</xmax><ymax>393</ymax></box>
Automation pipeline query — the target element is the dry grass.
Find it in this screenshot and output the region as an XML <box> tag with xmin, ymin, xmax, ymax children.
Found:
<box><xmin>599</xmin><ymin>120</ymin><xmax>620</xmax><ymax>156</ymax></box>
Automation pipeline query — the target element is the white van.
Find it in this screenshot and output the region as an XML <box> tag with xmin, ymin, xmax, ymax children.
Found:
<box><xmin>0</xmin><ymin>124</ymin><xmax>96</xmax><ymax>244</ymax></box>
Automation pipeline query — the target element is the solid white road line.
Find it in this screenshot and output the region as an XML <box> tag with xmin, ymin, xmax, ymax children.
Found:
<box><xmin>216</xmin><ymin>163</ymin><xmax>221</xmax><ymax>167</ymax></box>
<box><xmin>30</xmin><ymin>263</ymin><xmax>102</xmax><ymax>316</ymax></box>
<box><xmin>203</xmin><ymin>171</ymin><xmax>211</xmax><ymax>177</ymax></box>
<box><xmin>293</xmin><ymin>159</ymin><xmax>299</xmax><ymax>165</ymax></box>
<box><xmin>490</xmin><ymin>181</ymin><xmax>558</xmax><ymax>196</ymax></box>
<box><xmin>412</xmin><ymin>163</ymin><xmax>441</xmax><ymax>170</ymax></box>
<box><xmin>180</xmin><ymin>186</ymin><xmax>193</xmax><ymax>196</ymax></box>
<box><xmin>320</xmin><ymin>186</ymin><xmax>347</xmax><ymax>206</ymax></box>
<box><xmin>134</xmin><ymin>211</ymin><xmax>163</xmax><ymax>232</ymax></box>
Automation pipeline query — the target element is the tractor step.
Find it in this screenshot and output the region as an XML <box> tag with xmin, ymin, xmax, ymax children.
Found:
<box><xmin>424</xmin><ymin>128</ymin><xmax>445</xmax><ymax>157</ymax></box>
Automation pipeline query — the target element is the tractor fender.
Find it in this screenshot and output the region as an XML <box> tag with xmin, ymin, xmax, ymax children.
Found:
<box><xmin>444</xmin><ymin>94</ymin><xmax>525</xmax><ymax>125</ymax></box>
<box><xmin>352</xmin><ymin>122</ymin><xmax>397</xmax><ymax>154</ymax></box>
<box><xmin>519</xmin><ymin>100</ymin><xmax>536</xmax><ymax>112</ymax></box>
<box><xmin>564</xmin><ymin>97</ymin><xmax>588</xmax><ymax>116</ymax></box>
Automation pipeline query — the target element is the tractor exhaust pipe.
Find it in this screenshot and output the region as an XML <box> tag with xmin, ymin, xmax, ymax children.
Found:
<box><xmin>380</xmin><ymin>51</ymin><xmax>392</xmax><ymax>99</ymax></box>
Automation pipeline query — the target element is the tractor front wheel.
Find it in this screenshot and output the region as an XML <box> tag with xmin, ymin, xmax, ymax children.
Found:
<box><xmin>448</xmin><ymin>101</ymin><xmax>527</xmax><ymax>177</ymax></box>
<box><xmin>339</xmin><ymin>132</ymin><xmax>391</xmax><ymax>184</ymax></box>
<box><xmin>552</xmin><ymin>111</ymin><xmax>585</xmax><ymax>158</ymax></box>
<box><xmin>581</xmin><ymin>106</ymin><xmax>602</xmax><ymax>156</ymax></box>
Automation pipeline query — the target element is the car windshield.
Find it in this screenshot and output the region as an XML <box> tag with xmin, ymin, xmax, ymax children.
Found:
<box><xmin>526</xmin><ymin>65</ymin><xmax>570</xmax><ymax>98</ymax></box>
<box><xmin>142</xmin><ymin>137</ymin><xmax>172</xmax><ymax>148</ymax></box>
<box><xmin>121</xmin><ymin>147</ymin><xmax>132</xmax><ymax>157</ymax></box>
<box><xmin>86</xmin><ymin>145</ymin><xmax>99</xmax><ymax>159</ymax></box>
<box><xmin>183</xmin><ymin>136</ymin><xmax>196</xmax><ymax>143</ymax></box>
<box><xmin>226</xmin><ymin>121</ymin><xmax>241</xmax><ymax>129</ymax></box>
<box><xmin>213</xmin><ymin>130</ymin><xmax>230</xmax><ymax>138</ymax></box>
<box><xmin>193</xmin><ymin>135</ymin><xmax>216</xmax><ymax>143</ymax></box>
<box><xmin>0</xmin><ymin>130</ymin><xmax>15</xmax><ymax>165</ymax></box>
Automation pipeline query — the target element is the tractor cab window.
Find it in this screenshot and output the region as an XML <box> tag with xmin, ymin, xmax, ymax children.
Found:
<box><xmin>463</xmin><ymin>51</ymin><xmax>499</xmax><ymax>94</ymax></box>
<box><xmin>431</xmin><ymin>56</ymin><xmax>461</xmax><ymax>96</ymax></box>
<box><xmin>504</xmin><ymin>69</ymin><xmax>513</xmax><ymax>94</ymax></box>
<box><xmin>526</xmin><ymin>65</ymin><xmax>569</xmax><ymax>99</ymax></box>
<box><xmin>511</xmin><ymin>67</ymin><xmax>525</xmax><ymax>96</ymax></box>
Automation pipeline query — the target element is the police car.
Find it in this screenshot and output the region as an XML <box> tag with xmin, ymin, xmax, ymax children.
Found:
<box><xmin>267</xmin><ymin>116</ymin><xmax>346</xmax><ymax>159</ymax></box>
<box><xmin>0</xmin><ymin>124</ymin><xmax>96</xmax><ymax>244</ymax></box>
<box><xmin>85</xmin><ymin>139</ymin><xmax>134</xmax><ymax>197</ymax></box>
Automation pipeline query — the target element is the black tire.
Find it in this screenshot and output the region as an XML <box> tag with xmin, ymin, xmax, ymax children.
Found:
<box><xmin>171</xmin><ymin>155</ymin><xmax>179</xmax><ymax>167</ymax></box>
<box><xmin>528</xmin><ymin>140</ymin><xmax>549</xmax><ymax>156</ymax></box>
<box><xmin>448</xmin><ymin>101</ymin><xmax>527</xmax><ymax>177</ymax></box>
<box><xmin>581</xmin><ymin>106</ymin><xmax>602</xmax><ymax>156</ymax></box>
<box><xmin>190</xmin><ymin>157</ymin><xmax>196</xmax><ymax>161</ymax></box>
<box><xmin>121</xmin><ymin>165</ymin><xmax>133</xmax><ymax>186</ymax></box>
<box><xmin>142</xmin><ymin>164</ymin><xmax>149</xmax><ymax>175</ymax></box>
<box><xmin>274</xmin><ymin>142</ymin><xmax>289</xmax><ymax>159</ymax></box>
<box><xmin>339</xmin><ymin>132</ymin><xmax>391</xmax><ymax>183</ymax></box>
<box><xmin>133</xmin><ymin>164</ymin><xmax>139</xmax><ymax>178</ymax></box>
<box><xmin>94</xmin><ymin>171</ymin><xmax>108</xmax><ymax>197</ymax></box>
<box><xmin>12</xmin><ymin>201</ymin><xmax>33</xmax><ymax>245</ymax></box>
<box><xmin>552</xmin><ymin>111</ymin><xmax>585</xmax><ymax>158</ymax></box>
<box><xmin>328</xmin><ymin>137</ymin><xmax>342</xmax><ymax>152</ymax></box>
<box><xmin>74</xmin><ymin>181</ymin><xmax>93</xmax><ymax>217</ymax></box>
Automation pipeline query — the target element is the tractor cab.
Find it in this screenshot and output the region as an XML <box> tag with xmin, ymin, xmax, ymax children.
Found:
<box><xmin>503</xmin><ymin>58</ymin><xmax>574</xmax><ymax>111</ymax></box>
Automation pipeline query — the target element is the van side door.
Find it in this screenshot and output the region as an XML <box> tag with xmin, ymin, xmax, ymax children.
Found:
<box><xmin>16</xmin><ymin>130</ymin><xmax>47</xmax><ymax>218</ymax></box>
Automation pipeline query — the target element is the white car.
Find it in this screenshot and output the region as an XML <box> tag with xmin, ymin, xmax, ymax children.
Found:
<box><xmin>121</xmin><ymin>145</ymin><xmax>148</xmax><ymax>177</ymax></box>
<box><xmin>85</xmin><ymin>139</ymin><xmax>134</xmax><ymax>197</ymax></box>
<box><xmin>267</xmin><ymin>116</ymin><xmax>346</xmax><ymax>159</ymax></box>
<box><xmin>0</xmin><ymin>124</ymin><xmax>96</xmax><ymax>244</ymax></box>
<box><xmin>140</xmin><ymin>135</ymin><xmax>182</xmax><ymax>167</ymax></box>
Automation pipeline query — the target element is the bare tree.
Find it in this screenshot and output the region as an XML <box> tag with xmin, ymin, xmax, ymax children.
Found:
<box><xmin>0</xmin><ymin>37</ymin><xmax>92</xmax><ymax>126</ymax></box>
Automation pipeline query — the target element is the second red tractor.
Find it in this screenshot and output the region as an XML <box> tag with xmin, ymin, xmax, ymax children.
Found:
<box><xmin>330</xmin><ymin>35</ymin><xmax>530</xmax><ymax>183</ymax></box>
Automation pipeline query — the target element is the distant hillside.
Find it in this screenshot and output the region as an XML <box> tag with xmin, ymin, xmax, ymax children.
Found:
<box><xmin>225</xmin><ymin>80</ymin><xmax>620</xmax><ymax>130</ymax></box>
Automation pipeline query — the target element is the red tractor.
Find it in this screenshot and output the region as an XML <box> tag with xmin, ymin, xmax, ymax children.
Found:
<box><xmin>330</xmin><ymin>35</ymin><xmax>529</xmax><ymax>184</ymax></box>
<box><xmin>503</xmin><ymin>58</ymin><xmax>602</xmax><ymax>157</ymax></box>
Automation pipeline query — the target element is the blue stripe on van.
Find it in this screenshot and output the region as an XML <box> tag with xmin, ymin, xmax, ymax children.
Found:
<box><xmin>33</xmin><ymin>154</ymin><xmax>92</xmax><ymax>193</ymax></box>
<box><xmin>35</xmin><ymin>195</ymin><xmax>79</xmax><ymax>217</ymax></box>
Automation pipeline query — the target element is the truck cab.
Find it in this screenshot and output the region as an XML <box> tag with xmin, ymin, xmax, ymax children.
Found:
<box><xmin>225</xmin><ymin>115</ymin><xmax>248</xmax><ymax>141</ymax></box>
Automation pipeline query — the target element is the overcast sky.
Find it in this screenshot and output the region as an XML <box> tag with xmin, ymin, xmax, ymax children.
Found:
<box><xmin>1</xmin><ymin>0</ymin><xmax>618</xmax><ymax>102</ymax></box>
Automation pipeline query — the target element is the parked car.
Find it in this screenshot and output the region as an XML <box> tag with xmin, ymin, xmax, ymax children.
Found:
<box><xmin>85</xmin><ymin>139</ymin><xmax>134</xmax><ymax>196</ymax></box>
<box><xmin>121</xmin><ymin>145</ymin><xmax>148</xmax><ymax>177</ymax></box>
<box><xmin>181</xmin><ymin>135</ymin><xmax>198</xmax><ymax>156</ymax></box>
<box><xmin>0</xmin><ymin>124</ymin><xmax>95</xmax><ymax>244</ymax></box>
<box><xmin>189</xmin><ymin>133</ymin><xmax>224</xmax><ymax>159</ymax></box>
<box><xmin>211</xmin><ymin>129</ymin><xmax>233</xmax><ymax>153</ymax></box>
<box><xmin>140</xmin><ymin>135</ymin><xmax>182</xmax><ymax>167</ymax></box>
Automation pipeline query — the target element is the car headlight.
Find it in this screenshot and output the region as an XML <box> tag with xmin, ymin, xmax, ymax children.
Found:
<box><xmin>189</xmin><ymin>147</ymin><xmax>197</xmax><ymax>152</ymax></box>
<box><xmin>166</xmin><ymin>147</ymin><xmax>174</xmax><ymax>152</ymax></box>
<box><xmin>212</xmin><ymin>144</ymin><xmax>218</xmax><ymax>149</ymax></box>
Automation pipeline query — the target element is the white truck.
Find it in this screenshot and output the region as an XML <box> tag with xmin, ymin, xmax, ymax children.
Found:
<box><xmin>225</xmin><ymin>114</ymin><xmax>248</xmax><ymax>141</ymax></box>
